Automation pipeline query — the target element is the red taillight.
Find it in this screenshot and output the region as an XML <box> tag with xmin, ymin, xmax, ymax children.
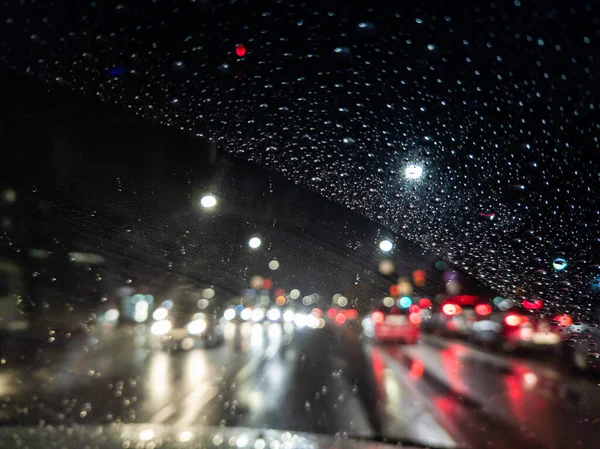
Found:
<box><xmin>327</xmin><ymin>308</ymin><xmax>337</xmax><ymax>319</ymax></box>
<box><xmin>523</xmin><ymin>298</ymin><xmax>543</xmax><ymax>310</ymax></box>
<box><xmin>419</xmin><ymin>298</ymin><xmax>432</xmax><ymax>308</ymax></box>
<box><xmin>372</xmin><ymin>311</ymin><xmax>385</xmax><ymax>324</ymax></box>
<box><xmin>554</xmin><ymin>315</ymin><xmax>573</xmax><ymax>327</ymax></box>
<box><xmin>409</xmin><ymin>313</ymin><xmax>422</xmax><ymax>324</ymax></box>
<box><xmin>505</xmin><ymin>314</ymin><xmax>522</xmax><ymax>327</ymax></box>
<box><xmin>335</xmin><ymin>313</ymin><xmax>347</xmax><ymax>325</ymax></box>
<box><xmin>442</xmin><ymin>303</ymin><xmax>461</xmax><ymax>316</ymax></box>
<box><xmin>235</xmin><ymin>44</ymin><xmax>247</xmax><ymax>57</ymax></box>
<box><xmin>408</xmin><ymin>304</ymin><xmax>421</xmax><ymax>314</ymax></box>
<box><xmin>475</xmin><ymin>303</ymin><xmax>492</xmax><ymax>316</ymax></box>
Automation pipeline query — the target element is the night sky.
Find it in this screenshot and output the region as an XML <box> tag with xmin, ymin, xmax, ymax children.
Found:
<box><xmin>1</xmin><ymin>1</ymin><xmax>599</xmax><ymax>314</ymax></box>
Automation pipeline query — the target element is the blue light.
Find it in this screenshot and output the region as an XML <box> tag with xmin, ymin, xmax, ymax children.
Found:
<box><xmin>592</xmin><ymin>276</ymin><xmax>600</xmax><ymax>293</ymax></box>
<box><xmin>234</xmin><ymin>304</ymin><xmax>244</xmax><ymax>312</ymax></box>
<box><xmin>399</xmin><ymin>296</ymin><xmax>412</xmax><ymax>308</ymax></box>
<box><xmin>552</xmin><ymin>257</ymin><xmax>568</xmax><ymax>271</ymax></box>
<box><xmin>108</xmin><ymin>66</ymin><xmax>125</xmax><ymax>77</ymax></box>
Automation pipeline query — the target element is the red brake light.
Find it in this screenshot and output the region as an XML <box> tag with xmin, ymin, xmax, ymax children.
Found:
<box><xmin>505</xmin><ymin>314</ymin><xmax>522</xmax><ymax>327</ymax></box>
<box><xmin>335</xmin><ymin>313</ymin><xmax>346</xmax><ymax>325</ymax></box>
<box><xmin>442</xmin><ymin>303</ymin><xmax>461</xmax><ymax>316</ymax></box>
<box><xmin>475</xmin><ymin>303</ymin><xmax>492</xmax><ymax>316</ymax></box>
<box><xmin>327</xmin><ymin>308</ymin><xmax>337</xmax><ymax>319</ymax></box>
<box><xmin>419</xmin><ymin>298</ymin><xmax>432</xmax><ymax>308</ymax></box>
<box><xmin>522</xmin><ymin>298</ymin><xmax>543</xmax><ymax>310</ymax></box>
<box><xmin>409</xmin><ymin>313</ymin><xmax>422</xmax><ymax>324</ymax></box>
<box><xmin>408</xmin><ymin>304</ymin><xmax>421</xmax><ymax>314</ymax></box>
<box><xmin>372</xmin><ymin>311</ymin><xmax>385</xmax><ymax>324</ymax></box>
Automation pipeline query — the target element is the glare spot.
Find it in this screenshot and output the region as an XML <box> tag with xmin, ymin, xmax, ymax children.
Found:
<box><xmin>405</xmin><ymin>164</ymin><xmax>423</xmax><ymax>179</ymax></box>
<box><xmin>269</xmin><ymin>260</ymin><xmax>280</xmax><ymax>270</ymax></box>
<box><xmin>200</xmin><ymin>194</ymin><xmax>217</xmax><ymax>208</ymax></box>
<box><xmin>379</xmin><ymin>239</ymin><xmax>393</xmax><ymax>252</ymax></box>
<box><xmin>248</xmin><ymin>237</ymin><xmax>262</xmax><ymax>249</ymax></box>
<box><xmin>139</xmin><ymin>429</ymin><xmax>155</xmax><ymax>441</ymax></box>
<box><xmin>177</xmin><ymin>431</ymin><xmax>193</xmax><ymax>442</ymax></box>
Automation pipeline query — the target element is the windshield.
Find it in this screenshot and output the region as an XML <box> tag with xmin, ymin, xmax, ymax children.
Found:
<box><xmin>1</xmin><ymin>2</ymin><xmax>599</xmax><ymax>449</ymax></box>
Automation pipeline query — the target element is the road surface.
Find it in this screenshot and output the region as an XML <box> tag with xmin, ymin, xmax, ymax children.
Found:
<box><xmin>0</xmin><ymin>322</ymin><xmax>599</xmax><ymax>449</ymax></box>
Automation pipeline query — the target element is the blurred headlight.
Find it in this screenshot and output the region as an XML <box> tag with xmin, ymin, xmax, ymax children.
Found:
<box><xmin>105</xmin><ymin>308</ymin><xmax>119</xmax><ymax>322</ymax></box>
<box><xmin>240</xmin><ymin>308</ymin><xmax>252</xmax><ymax>321</ymax></box>
<box><xmin>223</xmin><ymin>308</ymin><xmax>236</xmax><ymax>320</ymax></box>
<box><xmin>187</xmin><ymin>319</ymin><xmax>207</xmax><ymax>335</ymax></box>
<box><xmin>266</xmin><ymin>308</ymin><xmax>281</xmax><ymax>321</ymax></box>
<box><xmin>151</xmin><ymin>320</ymin><xmax>172</xmax><ymax>336</ymax></box>
<box><xmin>252</xmin><ymin>308</ymin><xmax>265</xmax><ymax>322</ymax></box>
<box><xmin>153</xmin><ymin>307</ymin><xmax>169</xmax><ymax>321</ymax></box>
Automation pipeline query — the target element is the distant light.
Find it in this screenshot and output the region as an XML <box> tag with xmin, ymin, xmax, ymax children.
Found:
<box><xmin>203</xmin><ymin>288</ymin><xmax>216</xmax><ymax>299</ymax></box>
<box><xmin>293</xmin><ymin>313</ymin><xmax>307</xmax><ymax>328</ymax></box>
<box><xmin>223</xmin><ymin>308</ymin><xmax>236</xmax><ymax>320</ymax></box>
<box><xmin>522</xmin><ymin>298</ymin><xmax>543</xmax><ymax>310</ymax></box>
<box><xmin>475</xmin><ymin>303</ymin><xmax>492</xmax><ymax>316</ymax></box>
<box><xmin>248</xmin><ymin>237</ymin><xmax>262</xmax><ymax>249</ymax></box>
<box><xmin>240</xmin><ymin>308</ymin><xmax>252</xmax><ymax>321</ymax></box>
<box><xmin>139</xmin><ymin>429</ymin><xmax>155</xmax><ymax>441</ymax></box>
<box><xmin>419</xmin><ymin>298</ymin><xmax>432</xmax><ymax>308</ymax></box>
<box><xmin>379</xmin><ymin>239</ymin><xmax>393</xmax><ymax>252</ymax></box>
<box><xmin>268</xmin><ymin>260</ymin><xmax>280</xmax><ymax>270</ymax></box>
<box><xmin>150</xmin><ymin>320</ymin><xmax>172</xmax><ymax>336</ymax></box>
<box><xmin>152</xmin><ymin>307</ymin><xmax>168</xmax><ymax>321</ymax></box>
<box><xmin>290</xmin><ymin>289</ymin><xmax>301</xmax><ymax>299</ymax></box>
<box><xmin>197</xmin><ymin>298</ymin><xmax>209</xmax><ymax>309</ymax></box>
<box><xmin>275</xmin><ymin>295</ymin><xmax>286</xmax><ymax>306</ymax></box>
<box><xmin>105</xmin><ymin>308</ymin><xmax>119</xmax><ymax>322</ymax></box>
<box><xmin>399</xmin><ymin>296</ymin><xmax>412</xmax><ymax>308</ymax></box>
<box><xmin>200</xmin><ymin>194</ymin><xmax>217</xmax><ymax>208</ymax></box>
<box><xmin>178</xmin><ymin>431</ymin><xmax>193</xmax><ymax>443</ymax></box>
<box><xmin>267</xmin><ymin>308</ymin><xmax>281</xmax><ymax>321</ymax></box>
<box><xmin>235</xmin><ymin>44</ymin><xmax>247</xmax><ymax>57</ymax></box>
<box><xmin>251</xmin><ymin>309</ymin><xmax>265</xmax><ymax>322</ymax></box>
<box><xmin>382</xmin><ymin>296</ymin><xmax>395</xmax><ymax>307</ymax></box>
<box><xmin>504</xmin><ymin>314</ymin><xmax>522</xmax><ymax>327</ymax></box>
<box><xmin>442</xmin><ymin>303</ymin><xmax>461</xmax><ymax>316</ymax></box>
<box><xmin>283</xmin><ymin>310</ymin><xmax>295</xmax><ymax>322</ymax></box>
<box><xmin>409</xmin><ymin>313</ymin><xmax>422</xmax><ymax>324</ymax></box>
<box><xmin>378</xmin><ymin>259</ymin><xmax>395</xmax><ymax>275</ymax></box>
<box><xmin>372</xmin><ymin>311</ymin><xmax>385</xmax><ymax>324</ymax></box>
<box><xmin>552</xmin><ymin>257</ymin><xmax>568</xmax><ymax>271</ymax></box>
<box><xmin>134</xmin><ymin>300</ymin><xmax>149</xmax><ymax>323</ymax></box>
<box><xmin>187</xmin><ymin>319</ymin><xmax>207</xmax><ymax>335</ymax></box>
<box><xmin>405</xmin><ymin>164</ymin><xmax>423</xmax><ymax>179</ymax></box>
<box><xmin>337</xmin><ymin>296</ymin><xmax>348</xmax><ymax>307</ymax></box>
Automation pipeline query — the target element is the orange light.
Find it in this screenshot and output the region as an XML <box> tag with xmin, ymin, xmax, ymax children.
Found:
<box><xmin>442</xmin><ymin>303</ymin><xmax>461</xmax><ymax>316</ymax></box>
<box><xmin>409</xmin><ymin>359</ymin><xmax>425</xmax><ymax>379</ymax></box>
<box><xmin>389</xmin><ymin>284</ymin><xmax>400</xmax><ymax>297</ymax></box>
<box><xmin>409</xmin><ymin>313</ymin><xmax>422</xmax><ymax>324</ymax></box>
<box><xmin>275</xmin><ymin>295</ymin><xmax>286</xmax><ymax>306</ymax></box>
<box><xmin>343</xmin><ymin>309</ymin><xmax>358</xmax><ymax>320</ymax></box>
<box><xmin>372</xmin><ymin>310</ymin><xmax>385</xmax><ymax>324</ymax></box>
<box><xmin>419</xmin><ymin>298</ymin><xmax>432</xmax><ymax>308</ymax></box>
<box><xmin>475</xmin><ymin>303</ymin><xmax>492</xmax><ymax>316</ymax></box>
<box><xmin>412</xmin><ymin>270</ymin><xmax>426</xmax><ymax>287</ymax></box>
<box><xmin>554</xmin><ymin>315</ymin><xmax>573</xmax><ymax>327</ymax></box>
<box><xmin>504</xmin><ymin>314</ymin><xmax>522</xmax><ymax>327</ymax></box>
<box><xmin>335</xmin><ymin>313</ymin><xmax>347</xmax><ymax>325</ymax></box>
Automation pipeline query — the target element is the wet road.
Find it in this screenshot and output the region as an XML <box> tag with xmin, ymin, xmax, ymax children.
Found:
<box><xmin>1</xmin><ymin>322</ymin><xmax>600</xmax><ymax>449</ymax></box>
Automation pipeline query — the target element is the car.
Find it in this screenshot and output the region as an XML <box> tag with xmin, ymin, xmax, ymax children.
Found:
<box><xmin>470</xmin><ymin>310</ymin><xmax>571</xmax><ymax>355</ymax></box>
<box><xmin>563</xmin><ymin>322</ymin><xmax>600</xmax><ymax>373</ymax></box>
<box><xmin>424</xmin><ymin>295</ymin><xmax>494</xmax><ymax>340</ymax></box>
<box><xmin>364</xmin><ymin>306</ymin><xmax>420</xmax><ymax>344</ymax></box>
<box><xmin>150</xmin><ymin>292</ymin><xmax>224</xmax><ymax>350</ymax></box>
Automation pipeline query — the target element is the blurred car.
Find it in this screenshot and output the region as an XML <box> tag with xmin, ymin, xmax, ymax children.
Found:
<box><xmin>471</xmin><ymin>311</ymin><xmax>571</xmax><ymax>354</ymax></box>
<box><xmin>564</xmin><ymin>322</ymin><xmax>600</xmax><ymax>372</ymax></box>
<box><xmin>150</xmin><ymin>292</ymin><xmax>224</xmax><ymax>350</ymax></box>
<box><xmin>424</xmin><ymin>295</ymin><xmax>493</xmax><ymax>339</ymax></box>
<box><xmin>363</xmin><ymin>306</ymin><xmax>420</xmax><ymax>344</ymax></box>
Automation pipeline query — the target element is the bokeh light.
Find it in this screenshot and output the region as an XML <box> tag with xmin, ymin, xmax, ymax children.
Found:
<box><xmin>382</xmin><ymin>296</ymin><xmax>395</xmax><ymax>307</ymax></box>
<box><xmin>399</xmin><ymin>296</ymin><xmax>412</xmax><ymax>308</ymax></box>
<box><xmin>405</xmin><ymin>164</ymin><xmax>423</xmax><ymax>179</ymax></box>
<box><xmin>379</xmin><ymin>239</ymin><xmax>393</xmax><ymax>252</ymax></box>
<box><xmin>248</xmin><ymin>237</ymin><xmax>262</xmax><ymax>249</ymax></box>
<box><xmin>235</xmin><ymin>44</ymin><xmax>247</xmax><ymax>57</ymax></box>
<box><xmin>290</xmin><ymin>289</ymin><xmax>300</xmax><ymax>299</ymax></box>
<box><xmin>200</xmin><ymin>194</ymin><xmax>217</xmax><ymax>208</ymax></box>
<box><xmin>378</xmin><ymin>259</ymin><xmax>395</xmax><ymax>275</ymax></box>
<box><xmin>552</xmin><ymin>257</ymin><xmax>568</xmax><ymax>271</ymax></box>
<box><xmin>268</xmin><ymin>260</ymin><xmax>280</xmax><ymax>270</ymax></box>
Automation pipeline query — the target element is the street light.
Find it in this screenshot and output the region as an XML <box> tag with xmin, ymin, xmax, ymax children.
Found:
<box><xmin>405</xmin><ymin>164</ymin><xmax>423</xmax><ymax>179</ymax></box>
<box><xmin>379</xmin><ymin>239</ymin><xmax>393</xmax><ymax>252</ymax></box>
<box><xmin>248</xmin><ymin>237</ymin><xmax>262</xmax><ymax>249</ymax></box>
<box><xmin>200</xmin><ymin>194</ymin><xmax>217</xmax><ymax>208</ymax></box>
